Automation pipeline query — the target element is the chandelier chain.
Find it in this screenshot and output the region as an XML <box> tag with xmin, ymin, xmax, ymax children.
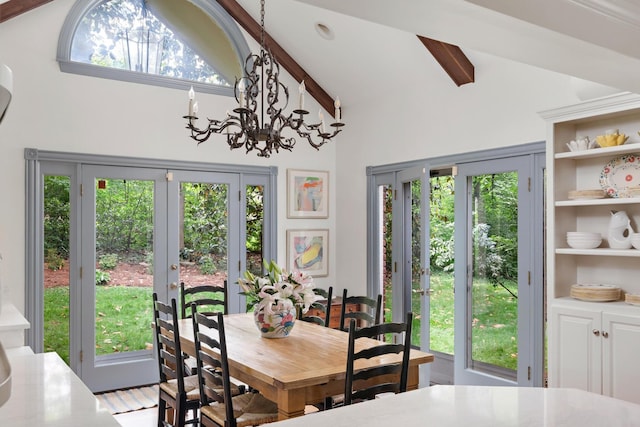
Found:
<box><xmin>260</xmin><ymin>0</ymin><xmax>265</xmax><ymax>49</ymax></box>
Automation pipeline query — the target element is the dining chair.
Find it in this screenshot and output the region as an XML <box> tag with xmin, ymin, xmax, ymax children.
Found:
<box><xmin>180</xmin><ymin>281</ymin><xmax>228</xmax><ymax>319</ymax></box>
<box><xmin>192</xmin><ymin>311</ymin><xmax>279</xmax><ymax>427</ymax></box>
<box><xmin>343</xmin><ymin>311</ymin><xmax>414</xmax><ymax>406</ymax></box>
<box><xmin>338</xmin><ymin>289</ymin><xmax>382</xmax><ymax>331</ymax></box>
<box><xmin>298</xmin><ymin>286</ymin><xmax>333</xmax><ymax>327</ymax></box>
<box><xmin>152</xmin><ymin>293</ymin><xmax>200</xmax><ymax>427</ymax></box>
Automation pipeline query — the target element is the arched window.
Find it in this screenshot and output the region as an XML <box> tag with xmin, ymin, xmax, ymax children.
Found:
<box><xmin>57</xmin><ymin>0</ymin><xmax>250</xmax><ymax>96</ymax></box>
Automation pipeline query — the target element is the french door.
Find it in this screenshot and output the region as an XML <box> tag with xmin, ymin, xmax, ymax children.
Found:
<box><xmin>453</xmin><ymin>155</ymin><xmax>542</xmax><ymax>386</ymax></box>
<box><xmin>369</xmin><ymin>149</ymin><xmax>544</xmax><ymax>387</ymax></box>
<box><xmin>80</xmin><ymin>165</ymin><xmax>167</xmax><ymax>391</ymax></box>
<box><xmin>80</xmin><ymin>166</ymin><xmax>244</xmax><ymax>391</ymax></box>
<box><xmin>27</xmin><ymin>151</ymin><xmax>275</xmax><ymax>393</ymax></box>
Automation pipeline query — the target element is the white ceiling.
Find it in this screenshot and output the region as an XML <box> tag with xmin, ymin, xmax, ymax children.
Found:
<box><xmin>238</xmin><ymin>0</ymin><xmax>640</xmax><ymax>102</ymax></box>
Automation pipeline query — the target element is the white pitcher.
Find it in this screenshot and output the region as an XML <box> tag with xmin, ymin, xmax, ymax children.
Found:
<box><xmin>608</xmin><ymin>210</ymin><xmax>635</xmax><ymax>249</ymax></box>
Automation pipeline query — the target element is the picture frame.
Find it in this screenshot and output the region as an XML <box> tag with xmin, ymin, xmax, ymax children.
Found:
<box><xmin>286</xmin><ymin>229</ymin><xmax>329</xmax><ymax>277</ymax></box>
<box><xmin>287</xmin><ymin>169</ymin><xmax>329</xmax><ymax>218</ymax></box>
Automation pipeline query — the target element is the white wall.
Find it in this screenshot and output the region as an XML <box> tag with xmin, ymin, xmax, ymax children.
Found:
<box><xmin>0</xmin><ymin>0</ymin><xmax>586</xmax><ymax>316</ymax></box>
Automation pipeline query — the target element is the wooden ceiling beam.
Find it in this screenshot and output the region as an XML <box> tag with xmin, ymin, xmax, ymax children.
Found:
<box><xmin>418</xmin><ymin>36</ymin><xmax>474</xmax><ymax>86</ymax></box>
<box><xmin>215</xmin><ymin>0</ymin><xmax>338</xmax><ymax>118</ymax></box>
<box><xmin>0</xmin><ymin>0</ymin><xmax>53</xmax><ymax>23</ymax></box>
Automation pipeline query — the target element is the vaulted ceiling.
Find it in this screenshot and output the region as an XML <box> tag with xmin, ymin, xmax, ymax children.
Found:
<box><xmin>0</xmin><ymin>0</ymin><xmax>475</xmax><ymax>118</ymax></box>
<box><xmin>295</xmin><ymin>0</ymin><xmax>640</xmax><ymax>95</ymax></box>
<box><xmin>4</xmin><ymin>0</ymin><xmax>637</xmax><ymax>112</ymax></box>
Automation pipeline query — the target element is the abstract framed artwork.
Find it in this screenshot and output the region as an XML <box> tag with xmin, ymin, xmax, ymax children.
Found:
<box><xmin>286</xmin><ymin>229</ymin><xmax>329</xmax><ymax>277</ymax></box>
<box><xmin>287</xmin><ymin>169</ymin><xmax>329</xmax><ymax>218</ymax></box>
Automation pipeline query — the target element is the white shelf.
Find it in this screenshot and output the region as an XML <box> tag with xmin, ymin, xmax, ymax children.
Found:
<box><xmin>555</xmin><ymin>144</ymin><xmax>640</xmax><ymax>160</ymax></box>
<box><xmin>556</xmin><ymin>198</ymin><xmax>640</xmax><ymax>207</ymax></box>
<box><xmin>556</xmin><ymin>248</ymin><xmax>640</xmax><ymax>257</ymax></box>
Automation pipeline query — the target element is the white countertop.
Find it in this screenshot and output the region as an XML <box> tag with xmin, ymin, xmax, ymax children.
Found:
<box><xmin>271</xmin><ymin>385</ymin><xmax>640</xmax><ymax>427</ymax></box>
<box><xmin>0</xmin><ymin>348</ymin><xmax>119</xmax><ymax>426</ymax></box>
<box><xmin>0</xmin><ymin>304</ymin><xmax>29</xmax><ymax>332</ymax></box>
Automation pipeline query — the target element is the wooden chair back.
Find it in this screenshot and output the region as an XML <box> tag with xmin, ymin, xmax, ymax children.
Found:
<box><xmin>193</xmin><ymin>310</ymin><xmax>278</xmax><ymax>427</ymax></box>
<box><xmin>299</xmin><ymin>286</ymin><xmax>333</xmax><ymax>327</ymax></box>
<box><xmin>153</xmin><ymin>293</ymin><xmax>186</xmax><ymax>384</ymax></box>
<box><xmin>180</xmin><ymin>281</ymin><xmax>227</xmax><ymax>318</ymax></box>
<box><xmin>344</xmin><ymin>311</ymin><xmax>413</xmax><ymax>405</ymax></box>
<box><xmin>339</xmin><ymin>289</ymin><xmax>382</xmax><ymax>331</ymax></box>
<box><xmin>152</xmin><ymin>293</ymin><xmax>199</xmax><ymax>427</ymax></box>
<box><xmin>192</xmin><ymin>312</ymin><xmax>233</xmax><ymax>421</ymax></box>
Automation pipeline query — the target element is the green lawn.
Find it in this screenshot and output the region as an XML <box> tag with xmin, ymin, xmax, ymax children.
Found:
<box><xmin>46</xmin><ymin>276</ymin><xmax>518</xmax><ymax>371</ymax></box>
<box><xmin>387</xmin><ymin>271</ymin><xmax>518</xmax><ymax>371</ymax></box>
<box><xmin>44</xmin><ymin>286</ymin><xmax>154</xmax><ymax>365</ymax></box>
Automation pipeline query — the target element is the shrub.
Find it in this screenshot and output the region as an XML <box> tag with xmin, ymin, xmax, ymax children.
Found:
<box><xmin>46</xmin><ymin>248</ymin><xmax>65</xmax><ymax>271</ymax></box>
<box><xmin>95</xmin><ymin>269</ymin><xmax>111</xmax><ymax>285</ymax></box>
<box><xmin>98</xmin><ymin>253</ymin><xmax>118</xmax><ymax>270</ymax></box>
<box><xmin>198</xmin><ymin>255</ymin><xmax>215</xmax><ymax>275</ymax></box>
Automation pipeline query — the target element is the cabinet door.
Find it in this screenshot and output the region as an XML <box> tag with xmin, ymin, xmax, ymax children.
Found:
<box><xmin>602</xmin><ymin>312</ymin><xmax>640</xmax><ymax>404</ymax></box>
<box><xmin>549</xmin><ymin>306</ymin><xmax>601</xmax><ymax>393</ymax></box>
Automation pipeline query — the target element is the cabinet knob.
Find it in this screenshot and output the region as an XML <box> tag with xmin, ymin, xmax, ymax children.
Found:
<box><xmin>602</xmin><ymin>331</ymin><xmax>609</xmax><ymax>338</ymax></box>
<box><xmin>592</xmin><ymin>329</ymin><xmax>600</xmax><ymax>336</ymax></box>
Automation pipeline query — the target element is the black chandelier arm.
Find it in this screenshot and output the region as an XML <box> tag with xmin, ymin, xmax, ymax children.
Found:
<box><xmin>299</xmin><ymin>130</ymin><xmax>337</xmax><ymax>150</ymax></box>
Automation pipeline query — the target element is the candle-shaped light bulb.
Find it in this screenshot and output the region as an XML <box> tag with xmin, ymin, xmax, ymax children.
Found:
<box><xmin>188</xmin><ymin>86</ymin><xmax>195</xmax><ymax>116</ymax></box>
<box><xmin>319</xmin><ymin>109</ymin><xmax>325</xmax><ymax>133</ymax></box>
<box><xmin>299</xmin><ymin>80</ymin><xmax>306</xmax><ymax>110</ymax></box>
<box><xmin>238</xmin><ymin>80</ymin><xmax>246</xmax><ymax>108</ymax></box>
<box><xmin>334</xmin><ymin>97</ymin><xmax>341</xmax><ymax>122</ymax></box>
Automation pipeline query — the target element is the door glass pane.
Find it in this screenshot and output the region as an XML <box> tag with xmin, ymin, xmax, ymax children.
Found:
<box><xmin>429</xmin><ymin>175</ymin><xmax>455</xmax><ymax>355</ymax></box>
<box><xmin>44</xmin><ymin>175</ymin><xmax>71</xmax><ymax>364</ymax></box>
<box><xmin>380</xmin><ymin>184</ymin><xmax>393</xmax><ymax>324</ymax></box>
<box><xmin>95</xmin><ymin>178</ymin><xmax>154</xmax><ymax>358</ymax></box>
<box><xmin>470</xmin><ymin>172</ymin><xmax>518</xmax><ymax>379</ymax></box>
<box><xmin>409</xmin><ymin>180</ymin><xmax>421</xmax><ymax>347</ymax></box>
<box><xmin>179</xmin><ymin>182</ymin><xmax>229</xmax><ymax>292</ymax></box>
<box><xmin>245</xmin><ymin>184</ymin><xmax>264</xmax><ymax>276</ymax></box>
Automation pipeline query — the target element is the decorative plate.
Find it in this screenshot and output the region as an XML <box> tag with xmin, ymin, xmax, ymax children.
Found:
<box><xmin>600</xmin><ymin>154</ymin><xmax>640</xmax><ymax>198</ymax></box>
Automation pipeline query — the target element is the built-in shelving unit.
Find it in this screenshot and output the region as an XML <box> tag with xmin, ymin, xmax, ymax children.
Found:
<box><xmin>541</xmin><ymin>92</ymin><xmax>640</xmax><ymax>404</ymax></box>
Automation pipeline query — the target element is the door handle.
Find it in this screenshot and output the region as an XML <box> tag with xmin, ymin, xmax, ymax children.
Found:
<box><xmin>413</xmin><ymin>288</ymin><xmax>432</xmax><ymax>296</ymax></box>
<box><xmin>169</xmin><ymin>282</ymin><xmax>178</xmax><ymax>290</ymax></box>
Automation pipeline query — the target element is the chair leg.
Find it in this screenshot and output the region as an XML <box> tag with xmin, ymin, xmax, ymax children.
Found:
<box><xmin>175</xmin><ymin>398</ymin><xmax>185</xmax><ymax>427</ymax></box>
<box><xmin>324</xmin><ymin>396</ymin><xmax>333</xmax><ymax>410</ymax></box>
<box><xmin>158</xmin><ymin>398</ymin><xmax>166</xmax><ymax>427</ymax></box>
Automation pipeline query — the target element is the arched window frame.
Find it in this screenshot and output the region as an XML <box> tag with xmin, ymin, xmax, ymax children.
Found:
<box><xmin>56</xmin><ymin>0</ymin><xmax>251</xmax><ymax>96</ymax></box>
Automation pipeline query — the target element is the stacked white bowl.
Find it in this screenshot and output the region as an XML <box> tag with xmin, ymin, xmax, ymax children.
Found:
<box><xmin>566</xmin><ymin>232</ymin><xmax>602</xmax><ymax>249</ymax></box>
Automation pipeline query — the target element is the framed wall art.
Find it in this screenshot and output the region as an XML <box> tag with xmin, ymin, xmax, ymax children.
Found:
<box><xmin>287</xmin><ymin>169</ymin><xmax>329</xmax><ymax>218</ymax></box>
<box><xmin>286</xmin><ymin>229</ymin><xmax>329</xmax><ymax>277</ymax></box>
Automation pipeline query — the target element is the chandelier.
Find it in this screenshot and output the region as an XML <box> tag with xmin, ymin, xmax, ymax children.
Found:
<box><xmin>183</xmin><ymin>0</ymin><xmax>344</xmax><ymax>158</ymax></box>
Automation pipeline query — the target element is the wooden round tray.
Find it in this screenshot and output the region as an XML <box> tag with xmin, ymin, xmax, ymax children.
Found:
<box><xmin>570</xmin><ymin>284</ymin><xmax>621</xmax><ymax>302</ymax></box>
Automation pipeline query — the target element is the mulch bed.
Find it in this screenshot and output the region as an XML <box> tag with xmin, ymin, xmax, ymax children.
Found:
<box><xmin>44</xmin><ymin>260</ymin><xmax>226</xmax><ymax>288</ymax></box>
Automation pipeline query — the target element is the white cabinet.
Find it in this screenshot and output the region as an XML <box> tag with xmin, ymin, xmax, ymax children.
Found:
<box><xmin>550</xmin><ymin>300</ymin><xmax>640</xmax><ymax>404</ymax></box>
<box><xmin>541</xmin><ymin>93</ymin><xmax>640</xmax><ymax>403</ymax></box>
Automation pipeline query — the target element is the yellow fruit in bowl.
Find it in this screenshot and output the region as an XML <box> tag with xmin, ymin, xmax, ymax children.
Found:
<box><xmin>596</xmin><ymin>132</ymin><xmax>628</xmax><ymax>147</ymax></box>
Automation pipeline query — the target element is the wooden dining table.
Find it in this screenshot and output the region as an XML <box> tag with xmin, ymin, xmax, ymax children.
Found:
<box><xmin>178</xmin><ymin>312</ymin><xmax>434</xmax><ymax>420</ymax></box>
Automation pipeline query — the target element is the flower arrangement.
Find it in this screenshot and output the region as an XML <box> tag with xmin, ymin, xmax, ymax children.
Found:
<box><xmin>237</xmin><ymin>260</ymin><xmax>320</xmax><ymax>316</ymax></box>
